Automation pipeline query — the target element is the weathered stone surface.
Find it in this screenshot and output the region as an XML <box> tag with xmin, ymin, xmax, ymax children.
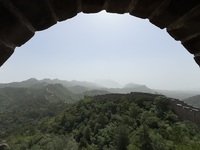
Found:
<box><xmin>194</xmin><ymin>56</ymin><xmax>200</xmax><ymax>66</ymax></box>
<box><xmin>0</xmin><ymin>142</ymin><xmax>10</xmax><ymax>150</ymax></box>
<box><xmin>50</xmin><ymin>0</ymin><xmax>78</xmax><ymax>21</ymax></box>
<box><xmin>130</xmin><ymin>0</ymin><xmax>163</xmax><ymax>19</ymax></box>
<box><xmin>168</xmin><ymin>23</ymin><xmax>200</xmax><ymax>42</ymax></box>
<box><xmin>0</xmin><ymin>0</ymin><xmax>35</xmax><ymax>47</ymax></box>
<box><xmin>182</xmin><ymin>36</ymin><xmax>200</xmax><ymax>55</ymax></box>
<box><xmin>149</xmin><ymin>0</ymin><xmax>200</xmax><ymax>29</ymax></box>
<box><xmin>82</xmin><ymin>0</ymin><xmax>105</xmax><ymax>13</ymax></box>
<box><xmin>167</xmin><ymin>5</ymin><xmax>200</xmax><ymax>41</ymax></box>
<box><xmin>0</xmin><ymin>43</ymin><xmax>14</xmax><ymax>67</ymax></box>
<box><xmin>106</xmin><ymin>0</ymin><xmax>131</xmax><ymax>14</ymax></box>
<box><xmin>10</xmin><ymin>0</ymin><xmax>57</xmax><ymax>31</ymax></box>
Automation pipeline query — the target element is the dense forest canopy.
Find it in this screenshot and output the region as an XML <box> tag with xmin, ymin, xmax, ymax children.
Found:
<box><xmin>1</xmin><ymin>91</ymin><xmax>200</xmax><ymax>150</ymax></box>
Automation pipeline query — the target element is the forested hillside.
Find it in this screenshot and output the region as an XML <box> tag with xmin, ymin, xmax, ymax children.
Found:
<box><xmin>2</xmin><ymin>93</ymin><xmax>200</xmax><ymax>150</ymax></box>
<box><xmin>184</xmin><ymin>95</ymin><xmax>200</xmax><ymax>107</ymax></box>
<box><xmin>0</xmin><ymin>83</ymin><xmax>82</xmax><ymax>113</ymax></box>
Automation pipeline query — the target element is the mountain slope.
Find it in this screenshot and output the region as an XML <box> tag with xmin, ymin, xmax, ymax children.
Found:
<box><xmin>4</xmin><ymin>93</ymin><xmax>200</xmax><ymax>150</ymax></box>
<box><xmin>0</xmin><ymin>78</ymin><xmax>39</xmax><ymax>88</ymax></box>
<box><xmin>183</xmin><ymin>95</ymin><xmax>200</xmax><ymax>107</ymax></box>
<box><xmin>0</xmin><ymin>84</ymin><xmax>82</xmax><ymax>113</ymax></box>
<box><xmin>0</xmin><ymin>84</ymin><xmax>83</xmax><ymax>139</ymax></box>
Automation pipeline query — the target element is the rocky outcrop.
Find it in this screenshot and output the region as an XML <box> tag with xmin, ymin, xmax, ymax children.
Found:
<box><xmin>0</xmin><ymin>0</ymin><xmax>200</xmax><ymax>67</ymax></box>
<box><xmin>0</xmin><ymin>142</ymin><xmax>10</xmax><ymax>150</ymax></box>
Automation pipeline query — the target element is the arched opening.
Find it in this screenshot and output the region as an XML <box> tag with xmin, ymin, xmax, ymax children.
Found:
<box><xmin>1</xmin><ymin>11</ymin><xmax>200</xmax><ymax>90</ymax></box>
<box><xmin>0</xmin><ymin>0</ymin><xmax>200</xmax><ymax>68</ymax></box>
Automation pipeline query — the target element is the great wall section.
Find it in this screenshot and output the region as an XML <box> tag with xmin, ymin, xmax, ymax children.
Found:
<box><xmin>93</xmin><ymin>93</ymin><xmax>200</xmax><ymax>126</ymax></box>
<box><xmin>0</xmin><ymin>0</ymin><xmax>200</xmax><ymax>67</ymax></box>
<box><xmin>169</xmin><ymin>98</ymin><xmax>200</xmax><ymax>125</ymax></box>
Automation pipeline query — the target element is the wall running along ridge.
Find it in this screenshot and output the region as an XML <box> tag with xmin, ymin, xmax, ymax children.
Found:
<box><xmin>94</xmin><ymin>93</ymin><xmax>200</xmax><ymax>126</ymax></box>
<box><xmin>0</xmin><ymin>0</ymin><xmax>200</xmax><ymax>67</ymax></box>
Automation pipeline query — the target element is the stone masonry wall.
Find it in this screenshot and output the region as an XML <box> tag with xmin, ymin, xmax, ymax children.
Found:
<box><xmin>94</xmin><ymin>93</ymin><xmax>200</xmax><ymax>126</ymax></box>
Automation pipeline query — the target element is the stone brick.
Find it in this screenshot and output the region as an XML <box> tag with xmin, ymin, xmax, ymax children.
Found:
<box><xmin>194</xmin><ymin>56</ymin><xmax>200</xmax><ymax>67</ymax></box>
<box><xmin>182</xmin><ymin>36</ymin><xmax>200</xmax><ymax>55</ymax></box>
<box><xmin>167</xmin><ymin>5</ymin><xmax>200</xmax><ymax>41</ymax></box>
<box><xmin>0</xmin><ymin>1</ymin><xmax>34</xmax><ymax>47</ymax></box>
<box><xmin>10</xmin><ymin>0</ymin><xmax>57</xmax><ymax>30</ymax></box>
<box><xmin>0</xmin><ymin>43</ymin><xmax>14</xmax><ymax>67</ymax></box>
<box><xmin>149</xmin><ymin>0</ymin><xmax>200</xmax><ymax>29</ymax></box>
<box><xmin>82</xmin><ymin>0</ymin><xmax>105</xmax><ymax>13</ymax></box>
<box><xmin>106</xmin><ymin>0</ymin><xmax>131</xmax><ymax>14</ymax></box>
<box><xmin>130</xmin><ymin>0</ymin><xmax>163</xmax><ymax>19</ymax></box>
<box><xmin>50</xmin><ymin>0</ymin><xmax>78</xmax><ymax>21</ymax></box>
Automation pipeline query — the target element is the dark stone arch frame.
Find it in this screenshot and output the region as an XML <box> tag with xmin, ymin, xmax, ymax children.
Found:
<box><xmin>0</xmin><ymin>0</ymin><xmax>200</xmax><ymax>67</ymax></box>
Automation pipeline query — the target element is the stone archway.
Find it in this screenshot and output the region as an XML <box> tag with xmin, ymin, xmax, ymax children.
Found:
<box><xmin>0</xmin><ymin>0</ymin><xmax>200</xmax><ymax>67</ymax></box>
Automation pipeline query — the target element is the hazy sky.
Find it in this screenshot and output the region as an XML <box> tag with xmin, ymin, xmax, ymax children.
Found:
<box><xmin>0</xmin><ymin>11</ymin><xmax>200</xmax><ymax>90</ymax></box>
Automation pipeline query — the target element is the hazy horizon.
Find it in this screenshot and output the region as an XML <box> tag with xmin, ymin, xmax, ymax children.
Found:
<box><xmin>1</xmin><ymin>11</ymin><xmax>200</xmax><ymax>91</ymax></box>
<box><xmin>0</xmin><ymin>77</ymin><xmax>147</xmax><ymax>88</ymax></box>
<box><xmin>0</xmin><ymin>77</ymin><xmax>200</xmax><ymax>92</ymax></box>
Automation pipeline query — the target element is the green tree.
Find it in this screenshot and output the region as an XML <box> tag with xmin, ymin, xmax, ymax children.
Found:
<box><xmin>115</xmin><ymin>126</ymin><xmax>129</xmax><ymax>150</ymax></box>
<box><xmin>154</xmin><ymin>96</ymin><xmax>170</xmax><ymax>117</ymax></box>
<box><xmin>132</xmin><ymin>125</ymin><xmax>152</xmax><ymax>150</ymax></box>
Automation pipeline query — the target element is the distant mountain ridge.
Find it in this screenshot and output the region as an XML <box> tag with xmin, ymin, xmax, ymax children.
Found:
<box><xmin>103</xmin><ymin>84</ymin><xmax>155</xmax><ymax>94</ymax></box>
<box><xmin>124</xmin><ymin>83</ymin><xmax>145</xmax><ymax>88</ymax></box>
<box><xmin>0</xmin><ymin>78</ymin><xmax>100</xmax><ymax>89</ymax></box>
<box><xmin>94</xmin><ymin>79</ymin><xmax>122</xmax><ymax>88</ymax></box>
<box><xmin>1</xmin><ymin>78</ymin><xmax>200</xmax><ymax>100</ymax></box>
<box><xmin>183</xmin><ymin>95</ymin><xmax>200</xmax><ymax>107</ymax></box>
<box><xmin>0</xmin><ymin>78</ymin><xmax>153</xmax><ymax>94</ymax></box>
<box><xmin>0</xmin><ymin>78</ymin><xmax>39</xmax><ymax>88</ymax></box>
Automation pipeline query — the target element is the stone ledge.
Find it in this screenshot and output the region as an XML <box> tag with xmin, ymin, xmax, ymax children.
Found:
<box><xmin>0</xmin><ymin>42</ymin><xmax>15</xmax><ymax>67</ymax></box>
<box><xmin>182</xmin><ymin>36</ymin><xmax>200</xmax><ymax>55</ymax></box>
<box><xmin>194</xmin><ymin>56</ymin><xmax>200</xmax><ymax>66</ymax></box>
<box><xmin>82</xmin><ymin>0</ymin><xmax>105</xmax><ymax>13</ymax></box>
<box><xmin>50</xmin><ymin>0</ymin><xmax>78</xmax><ymax>21</ymax></box>
<box><xmin>167</xmin><ymin>5</ymin><xmax>200</xmax><ymax>42</ymax></box>
<box><xmin>0</xmin><ymin>0</ymin><xmax>35</xmax><ymax>47</ymax></box>
<box><xmin>130</xmin><ymin>0</ymin><xmax>162</xmax><ymax>19</ymax></box>
<box><xmin>106</xmin><ymin>0</ymin><xmax>131</xmax><ymax>14</ymax></box>
<box><xmin>150</xmin><ymin>0</ymin><xmax>200</xmax><ymax>29</ymax></box>
<box><xmin>10</xmin><ymin>0</ymin><xmax>57</xmax><ymax>31</ymax></box>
